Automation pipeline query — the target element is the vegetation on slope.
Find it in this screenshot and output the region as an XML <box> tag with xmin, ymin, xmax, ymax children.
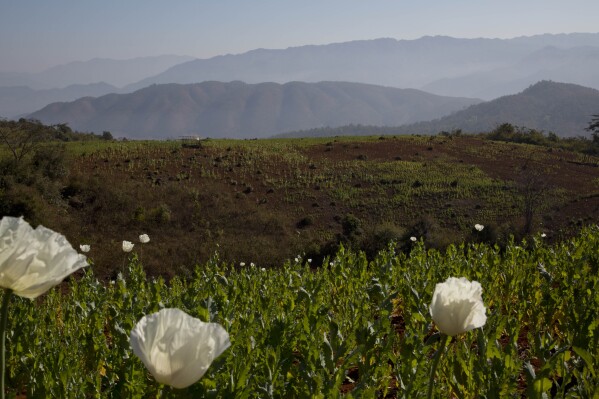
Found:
<box><xmin>1</xmin><ymin>120</ymin><xmax>598</xmax><ymax>279</ymax></box>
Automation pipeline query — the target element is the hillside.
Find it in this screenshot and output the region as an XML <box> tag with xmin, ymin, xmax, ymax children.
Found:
<box><xmin>277</xmin><ymin>81</ymin><xmax>599</xmax><ymax>138</ymax></box>
<box><xmin>27</xmin><ymin>81</ymin><xmax>480</xmax><ymax>139</ymax></box>
<box><xmin>125</xmin><ymin>33</ymin><xmax>599</xmax><ymax>98</ymax></box>
<box><xmin>2</xmin><ymin>134</ymin><xmax>597</xmax><ymax>279</ymax></box>
<box><xmin>390</xmin><ymin>81</ymin><xmax>599</xmax><ymax>137</ymax></box>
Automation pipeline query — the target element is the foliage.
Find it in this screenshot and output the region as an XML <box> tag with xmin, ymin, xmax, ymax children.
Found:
<box><xmin>0</xmin><ymin>119</ymin><xmax>50</xmax><ymax>164</ymax></box>
<box><xmin>587</xmin><ymin>114</ymin><xmax>599</xmax><ymax>144</ymax></box>
<box><xmin>2</xmin><ymin>227</ymin><xmax>598</xmax><ymax>397</ymax></box>
<box><xmin>482</xmin><ymin>123</ymin><xmax>599</xmax><ymax>154</ymax></box>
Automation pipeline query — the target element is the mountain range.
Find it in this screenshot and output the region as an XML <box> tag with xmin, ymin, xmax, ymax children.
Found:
<box><xmin>124</xmin><ymin>33</ymin><xmax>599</xmax><ymax>99</ymax></box>
<box><xmin>27</xmin><ymin>81</ymin><xmax>480</xmax><ymax>139</ymax></box>
<box><xmin>2</xmin><ymin>33</ymin><xmax>599</xmax><ymax>120</ymax></box>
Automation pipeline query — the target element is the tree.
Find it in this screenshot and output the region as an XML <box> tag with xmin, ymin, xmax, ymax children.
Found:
<box><xmin>0</xmin><ymin>119</ymin><xmax>48</xmax><ymax>164</ymax></box>
<box><xmin>587</xmin><ymin>114</ymin><xmax>599</xmax><ymax>143</ymax></box>
<box><xmin>516</xmin><ymin>159</ymin><xmax>549</xmax><ymax>234</ymax></box>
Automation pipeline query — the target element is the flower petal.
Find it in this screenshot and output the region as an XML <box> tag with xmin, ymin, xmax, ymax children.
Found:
<box><xmin>429</xmin><ymin>277</ymin><xmax>486</xmax><ymax>336</ymax></box>
<box><xmin>130</xmin><ymin>308</ymin><xmax>230</xmax><ymax>389</ymax></box>
<box><xmin>0</xmin><ymin>217</ymin><xmax>88</xmax><ymax>299</ymax></box>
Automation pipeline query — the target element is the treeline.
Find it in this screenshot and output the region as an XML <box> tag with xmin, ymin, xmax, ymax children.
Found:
<box><xmin>276</xmin><ymin>124</ymin><xmax>409</xmax><ymax>138</ymax></box>
<box><xmin>475</xmin><ymin>123</ymin><xmax>599</xmax><ymax>155</ymax></box>
<box><xmin>279</xmin><ymin>122</ymin><xmax>599</xmax><ymax>155</ymax></box>
<box><xmin>0</xmin><ymin>118</ymin><xmax>109</xmax><ymax>142</ymax></box>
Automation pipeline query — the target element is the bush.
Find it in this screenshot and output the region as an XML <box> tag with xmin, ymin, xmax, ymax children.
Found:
<box><xmin>362</xmin><ymin>222</ymin><xmax>404</xmax><ymax>259</ymax></box>
<box><xmin>32</xmin><ymin>144</ymin><xmax>68</xmax><ymax>180</ymax></box>
<box><xmin>296</xmin><ymin>216</ymin><xmax>313</xmax><ymax>229</ymax></box>
<box><xmin>151</xmin><ymin>204</ymin><xmax>172</xmax><ymax>224</ymax></box>
<box><xmin>342</xmin><ymin>213</ymin><xmax>363</xmax><ymax>237</ymax></box>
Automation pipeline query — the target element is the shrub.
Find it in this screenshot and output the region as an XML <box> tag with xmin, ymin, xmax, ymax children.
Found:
<box><xmin>296</xmin><ymin>216</ymin><xmax>313</xmax><ymax>229</ymax></box>
<box><xmin>341</xmin><ymin>213</ymin><xmax>362</xmax><ymax>237</ymax></box>
<box><xmin>362</xmin><ymin>222</ymin><xmax>404</xmax><ymax>259</ymax></box>
<box><xmin>151</xmin><ymin>204</ymin><xmax>172</xmax><ymax>224</ymax></box>
<box><xmin>32</xmin><ymin>144</ymin><xmax>68</xmax><ymax>180</ymax></box>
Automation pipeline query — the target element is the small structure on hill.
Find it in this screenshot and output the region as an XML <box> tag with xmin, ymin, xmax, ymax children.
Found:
<box><xmin>180</xmin><ymin>135</ymin><xmax>202</xmax><ymax>148</ymax></box>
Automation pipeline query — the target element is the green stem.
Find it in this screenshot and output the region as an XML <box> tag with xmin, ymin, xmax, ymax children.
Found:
<box><xmin>1</xmin><ymin>290</ymin><xmax>13</xmax><ymax>399</ymax></box>
<box><xmin>427</xmin><ymin>334</ymin><xmax>450</xmax><ymax>399</ymax></box>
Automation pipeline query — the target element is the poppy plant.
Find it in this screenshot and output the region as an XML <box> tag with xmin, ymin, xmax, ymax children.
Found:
<box><xmin>122</xmin><ymin>240</ymin><xmax>134</xmax><ymax>252</ymax></box>
<box><xmin>426</xmin><ymin>277</ymin><xmax>486</xmax><ymax>398</ymax></box>
<box><xmin>0</xmin><ymin>217</ymin><xmax>88</xmax><ymax>299</ymax></box>
<box><xmin>0</xmin><ymin>216</ymin><xmax>88</xmax><ymax>398</ymax></box>
<box><xmin>429</xmin><ymin>277</ymin><xmax>486</xmax><ymax>336</ymax></box>
<box><xmin>130</xmin><ymin>308</ymin><xmax>230</xmax><ymax>389</ymax></box>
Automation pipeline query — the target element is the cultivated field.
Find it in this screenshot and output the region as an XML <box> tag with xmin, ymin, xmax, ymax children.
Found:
<box><xmin>1</xmin><ymin>131</ymin><xmax>598</xmax><ymax>397</ymax></box>
<box><xmin>7</xmin><ymin>134</ymin><xmax>596</xmax><ymax>278</ymax></box>
<box><xmin>3</xmin><ymin>227</ymin><xmax>598</xmax><ymax>397</ymax></box>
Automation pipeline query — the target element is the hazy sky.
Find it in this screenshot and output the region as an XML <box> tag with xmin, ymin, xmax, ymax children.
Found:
<box><xmin>1</xmin><ymin>0</ymin><xmax>598</xmax><ymax>73</ymax></box>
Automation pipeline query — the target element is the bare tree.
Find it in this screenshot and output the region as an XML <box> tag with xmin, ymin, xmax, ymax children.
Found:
<box><xmin>0</xmin><ymin>119</ymin><xmax>48</xmax><ymax>164</ymax></box>
<box><xmin>516</xmin><ymin>159</ymin><xmax>549</xmax><ymax>234</ymax></box>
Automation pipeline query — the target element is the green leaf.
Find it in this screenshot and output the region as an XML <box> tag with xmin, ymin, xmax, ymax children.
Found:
<box><xmin>573</xmin><ymin>346</ymin><xmax>596</xmax><ymax>377</ymax></box>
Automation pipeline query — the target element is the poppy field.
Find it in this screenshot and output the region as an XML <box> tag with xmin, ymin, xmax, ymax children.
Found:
<box><xmin>3</xmin><ymin>225</ymin><xmax>598</xmax><ymax>398</ymax></box>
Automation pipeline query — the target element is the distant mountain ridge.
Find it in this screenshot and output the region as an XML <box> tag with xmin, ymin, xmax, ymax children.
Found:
<box><xmin>4</xmin><ymin>33</ymin><xmax>599</xmax><ymax>119</ymax></box>
<box><xmin>422</xmin><ymin>45</ymin><xmax>599</xmax><ymax>99</ymax></box>
<box><xmin>27</xmin><ymin>81</ymin><xmax>481</xmax><ymax>139</ymax></box>
<box><xmin>0</xmin><ymin>55</ymin><xmax>194</xmax><ymax>90</ymax></box>
<box><xmin>0</xmin><ymin>83</ymin><xmax>118</xmax><ymax>118</ymax></box>
<box><xmin>125</xmin><ymin>33</ymin><xmax>599</xmax><ymax>99</ymax></box>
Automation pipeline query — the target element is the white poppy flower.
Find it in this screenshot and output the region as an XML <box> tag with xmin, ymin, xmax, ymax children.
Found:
<box><xmin>80</xmin><ymin>244</ymin><xmax>91</xmax><ymax>253</ymax></box>
<box><xmin>122</xmin><ymin>241</ymin><xmax>134</xmax><ymax>252</ymax></box>
<box><xmin>429</xmin><ymin>277</ymin><xmax>487</xmax><ymax>336</ymax></box>
<box><xmin>139</xmin><ymin>234</ymin><xmax>150</xmax><ymax>244</ymax></box>
<box><xmin>0</xmin><ymin>216</ymin><xmax>88</xmax><ymax>299</ymax></box>
<box><xmin>239</xmin><ymin>262</ymin><xmax>246</xmax><ymax>267</ymax></box>
<box><xmin>410</xmin><ymin>236</ymin><xmax>417</xmax><ymax>242</ymax></box>
<box><xmin>474</xmin><ymin>224</ymin><xmax>484</xmax><ymax>232</ymax></box>
<box><xmin>130</xmin><ymin>308</ymin><xmax>230</xmax><ymax>389</ymax></box>
<box><xmin>541</xmin><ymin>233</ymin><xmax>546</xmax><ymax>238</ymax></box>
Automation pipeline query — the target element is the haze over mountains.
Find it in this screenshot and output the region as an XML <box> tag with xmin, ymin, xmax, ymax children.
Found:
<box><xmin>27</xmin><ymin>81</ymin><xmax>480</xmax><ymax>139</ymax></box>
<box><xmin>0</xmin><ymin>83</ymin><xmax>118</xmax><ymax>119</ymax></box>
<box><xmin>0</xmin><ymin>55</ymin><xmax>194</xmax><ymax>90</ymax></box>
<box><xmin>125</xmin><ymin>33</ymin><xmax>599</xmax><ymax>99</ymax></box>
<box><xmin>3</xmin><ymin>33</ymin><xmax>599</xmax><ymax>138</ymax></box>
<box><xmin>0</xmin><ymin>55</ymin><xmax>194</xmax><ymax>118</ymax></box>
